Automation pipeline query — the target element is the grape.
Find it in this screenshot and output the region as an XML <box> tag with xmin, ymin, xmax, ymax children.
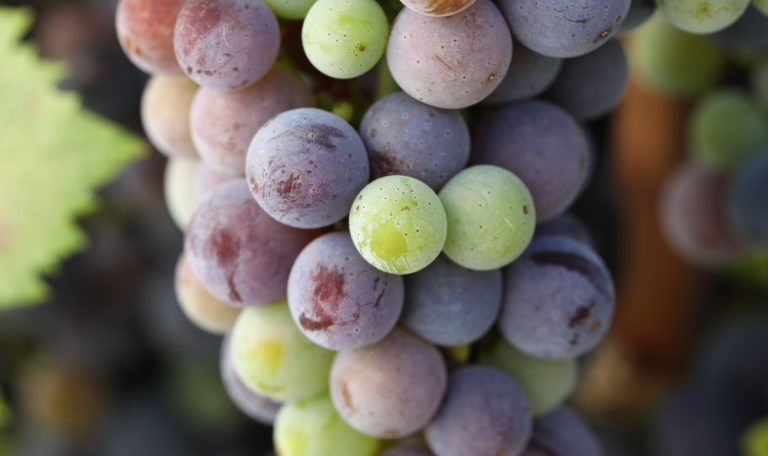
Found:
<box><xmin>220</xmin><ymin>334</ymin><xmax>282</xmax><ymax>425</ymax></box>
<box><xmin>630</xmin><ymin>14</ymin><xmax>725</xmax><ymax>97</ymax></box>
<box><xmin>498</xmin><ymin>236</ymin><xmax>615</xmax><ymax>360</ymax></box>
<box><xmin>728</xmin><ymin>153</ymin><xmax>768</xmax><ymax>247</ymax></box>
<box><xmin>264</xmin><ymin>0</ymin><xmax>318</xmax><ymax>19</ymax></box>
<box><xmin>544</xmin><ymin>40</ymin><xmax>628</xmax><ymax>121</ymax></box>
<box><xmin>359</xmin><ymin>92</ymin><xmax>470</xmax><ymax>190</ymax></box>
<box><xmin>140</xmin><ymin>75</ymin><xmax>198</xmax><ymax>159</ymax></box>
<box><xmin>190</xmin><ymin>67</ymin><xmax>314</xmax><ymax>177</ymax></box>
<box><xmin>302</xmin><ymin>0</ymin><xmax>389</xmax><ymax>79</ymax></box>
<box><xmin>660</xmin><ymin>161</ymin><xmax>744</xmax><ymax>267</ymax></box>
<box><xmin>399</xmin><ymin>0</ymin><xmax>477</xmax><ymax>17</ymax></box>
<box><xmin>379</xmin><ymin>444</ymin><xmax>434</xmax><ymax>456</ymax></box>
<box><xmin>439</xmin><ymin>165</ymin><xmax>536</xmax><ymax>270</ymax></box>
<box><xmin>386</xmin><ymin>0</ymin><xmax>512</xmax><ymax>109</ymax></box>
<box><xmin>246</xmin><ymin>108</ymin><xmax>370</xmax><ymax>229</ymax></box>
<box><xmin>287</xmin><ymin>231</ymin><xmax>404</xmax><ymax>350</ymax></box>
<box><xmin>425</xmin><ymin>365</ymin><xmax>533</xmax><ymax>456</ymax></box>
<box><xmin>164</xmin><ymin>158</ymin><xmax>200</xmax><ymax>230</ymax></box>
<box><xmin>710</xmin><ymin>5</ymin><xmax>768</xmax><ymax>50</ymax></box>
<box><xmin>330</xmin><ymin>327</ymin><xmax>447</xmax><ymax>438</ymax></box>
<box><xmin>473</xmin><ymin>101</ymin><xmax>589</xmax><ymax>222</ymax></box>
<box><xmin>115</xmin><ymin>0</ymin><xmax>186</xmax><ymax>75</ymax></box>
<box><xmin>230</xmin><ymin>301</ymin><xmax>334</xmax><ymax>401</ymax></box>
<box><xmin>348</xmin><ymin>175</ymin><xmax>447</xmax><ymax>275</ymax></box>
<box><xmin>175</xmin><ymin>254</ymin><xmax>241</xmax><ymax>335</ymax></box>
<box><xmin>400</xmin><ymin>254</ymin><xmax>501</xmax><ymax>346</ymax></box>
<box><xmin>274</xmin><ymin>394</ymin><xmax>380</xmax><ymax>456</ymax></box>
<box><xmin>483</xmin><ymin>43</ymin><xmax>563</xmax><ymax>106</ymax></box>
<box><xmin>536</xmin><ymin>213</ymin><xmax>595</xmax><ymax>249</ymax></box>
<box><xmin>689</xmin><ymin>89</ymin><xmax>768</xmax><ymax>171</ymax></box>
<box><xmin>616</xmin><ymin>0</ymin><xmax>656</xmax><ymax>35</ymax></box>
<box><xmin>184</xmin><ymin>180</ymin><xmax>319</xmax><ymax>307</ymax></box>
<box><xmin>478</xmin><ymin>338</ymin><xmax>577</xmax><ymax>416</ymax></box>
<box><xmin>521</xmin><ymin>407</ymin><xmax>602</xmax><ymax>456</ymax></box>
<box><xmin>174</xmin><ymin>0</ymin><xmax>280</xmax><ymax>90</ymax></box>
<box><xmin>657</xmin><ymin>0</ymin><xmax>749</xmax><ymax>34</ymax></box>
<box><xmin>196</xmin><ymin>163</ymin><xmax>233</xmax><ymax>201</ymax></box>
<box><xmin>496</xmin><ymin>0</ymin><xmax>630</xmax><ymax>58</ymax></box>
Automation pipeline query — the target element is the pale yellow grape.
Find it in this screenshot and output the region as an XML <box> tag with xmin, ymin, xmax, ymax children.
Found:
<box><xmin>163</xmin><ymin>158</ymin><xmax>199</xmax><ymax>230</ymax></box>
<box><xmin>174</xmin><ymin>254</ymin><xmax>240</xmax><ymax>334</ymax></box>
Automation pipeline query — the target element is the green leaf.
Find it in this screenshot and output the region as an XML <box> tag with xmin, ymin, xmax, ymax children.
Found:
<box><xmin>0</xmin><ymin>7</ymin><xmax>146</xmax><ymax>308</ymax></box>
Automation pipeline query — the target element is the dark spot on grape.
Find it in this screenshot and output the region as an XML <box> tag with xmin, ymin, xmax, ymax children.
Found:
<box><xmin>208</xmin><ymin>227</ymin><xmax>241</xmax><ymax>302</ymax></box>
<box><xmin>569</xmin><ymin>300</ymin><xmax>596</xmax><ymax>329</ymax></box>
<box><xmin>523</xmin><ymin>205</ymin><xmax>529</xmax><ymax>215</ymax></box>
<box><xmin>299</xmin><ymin>264</ymin><xmax>347</xmax><ymax>331</ymax></box>
<box><xmin>277</xmin><ymin>173</ymin><xmax>300</xmax><ymax>197</ymax></box>
<box><xmin>272</xmin><ymin>123</ymin><xmax>345</xmax><ymax>152</ymax></box>
<box><xmin>341</xmin><ymin>381</ymin><xmax>355</xmax><ymax>412</ymax></box>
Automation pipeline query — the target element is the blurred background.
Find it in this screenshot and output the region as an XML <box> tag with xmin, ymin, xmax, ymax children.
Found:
<box><xmin>0</xmin><ymin>0</ymin><xmax>767</xmax><ymax>455</ymax></box>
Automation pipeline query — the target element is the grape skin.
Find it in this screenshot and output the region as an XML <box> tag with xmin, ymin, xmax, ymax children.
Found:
<box><xmin>521</xmin><ymin>407</ymin><xmax>602</xmax><ymax>456</ymax></box>
<box><xmin>330</xmin><ymin>327</ymin><xmax>447</xmax><ymax>438</ymax></box>
<box><xmin>141</xmin><ymin>75</ymin><xmax>198</xmax><ymax>159</ymax></box>
<box><xmin>190</xmin><ymin>67</ymin><xmax>315</xmax><ymax>177</ymax></box>
<box><xmin>425</xmin><ymin>365</ymin><xmax>533</xmax><ymax>456</ymax></box>
<box><xmin>536</xmin><ymin>214</ymin><xmax>595</xmax><ymax>249</ymax></box>
<box><xmin>386</xmin><ymin>0</ymin><xmax>512</xmax><ymax>109</ymax></box>
<box><xmin>175</xmin><ymin>254</ymin><xmax>241</xmax><ymax>335</ymax></box>
<box><xmin>174</xmin><ymin>0</ymin><xmax>280</xmax><ymax>90</ymax></box>
<box><xmin>287</xmin><ymin>231</ymin><xmax>404</xmax><ymax>350</ymax></box>
<box><xmin>264</xmin><ymin>0</ymin><xmax>318</xmax><ymax>19</ymax></box>
<box><xmin>727</xmin><ymin>153</ymin><xmax>768</xmax><ymax>247</ymax></box>
<box><xmin>616</xmin><ymin>0</ymin><xmax>656</xmax><ymax>35</ymax></box>
<box><xmin>184</xmin><ymin>180</ymin><xmax>319</xmax><ymax>307</ymax></box>
<box><xmin>657</xmin><ymin>0</ymin><xmax>750</xmax><ymax>34</ymax></box>
<box><xmin>246</xmin><ymin>108</ymin><xmax>370</xmax><ymax>229</ymax></box>
<box><xmin>164</xmin><ymin>158</ymin><xmax>200</xmax><ymax>230</ymax></box>
<box><xmin>196</xmin><ymin>163</ymin><xmax>233</xmax><ymax>201</ymax></box>
<box><xmin>359</xmin><ymin>92</ymin><xmax>470</xmax><ymax>190</ymax></box>
<box><xmin>115</xmin><ymin>0</ymin><xmax>186</xmax><ymax>75</ymax></box>
<box><xmin>483</xmin><ymin>42</ymin><xmax>563</xmax><ymax>106</ymax></box>
<box><xmin>400</xmin><ymin>0</ymin><xmax>477</xmax><ymax>17</ymax></box>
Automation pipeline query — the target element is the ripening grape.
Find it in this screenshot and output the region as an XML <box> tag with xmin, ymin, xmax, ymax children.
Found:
<box><xmin>439</xmin><ymin>165</ymin><xmax>536</xmax><ymax>271</ymax></box>
<box><xmin>264</xmin><ymin>0</ymin><xmax>318</xmax><ymax>19</ymax></box>
<box><xmin>425</xmin><ymin>366</ymin><xmax>533</xmax><ymax>456</ymax></box>
<box><xmin>274</xmin><ymin>394</ymin><xmax>380</xmax><ymax>456</ymax></box>
<box><xmin>302</xmin><ymin>0</ymin><xmax>389</xmax><ymax>79</ymax></box>
<box><xmin>196</xmin><ymin>164</ymin><xmax>233</xmax><ymax>201</ymax></box>
<box><xmin>190</xmin><ymin>67</ymin><xmax>315</xmax><ymax>177</ymax></box>
<box><xmin>175</xmin><ymin>254</ymin><xmax>241</xmax><ymax>335</ymax></box>
<box><xmin>246</xmin><ymin>108</ymin><xmax>370</xmax><ymax>229</ymax></box>
<box><xmin>387</xmin><ymin>0</ymin><xmax>512</xmax><ymax>109</ymax></box>
<box><xmin>349</xmin><ymin>175</ymin><xmax>447</xmax><ymax>275</ymax></box>
<box><xmin>164</xmin><ymin>158</ymin><xmax>200</xmax><ymax>230</ymax></box>
<box><xmin>287</xmin><ymin>232</ymin><xmax>404</xmax><ymax>350</ymax></box>
<box><xmin>521</xmin><ymin>407</ymin><xmax>602</xmax><ymax>456</ymax></box>
<box><xmin>400</xmin><ymin>0</ymin><xmax>477</xmax><ymax>17</ymax></box>
<box><xmin>174</xmin><ymin>0</ymin><xmax>280</xmax><ymax>90</ymax></box>
<box><xmin>330</xmin><ymin>327</ymin><xmax>447</xmax><ymax>438</ymax></box>
<box><xmin>496</xmin><ymin>0</ymin><xmax>630</xmax><ymax>58</ymax></box>
<box><xmin>141</xmin><ymin>75</ymin><xmax>198</xmax><ymax>159</ymax></box>
<box><xmin>115</xmin><ymin>0</ymin><xmax>186</xmax><ymax>75</ymax></box>
<box><xmin>230</xmin><ymin>301</ymin><xmax>334</xmax><ymax>402</ymax></box>
<box><xmin>483</xmin><ymin>42</ymin><xmax>563</xmax><ymax>106</ymax></box>
<box><xmin>657</xmin><ymin>0</ymin><xmax>750</xmax><ymax>34</ymax></box>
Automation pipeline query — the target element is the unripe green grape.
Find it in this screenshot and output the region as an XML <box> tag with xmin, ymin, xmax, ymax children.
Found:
<box><xmin>274</xmin><ymin>394</ymin><xmax>380</xmax><ymax>456</ymax></box>
<box><xmin>439</xmin><ymin>165</ymin><xmax>535</xmax><ymax>270</ymax></box>
<box><xmin>230</xmin><ymin>301</ymin><xmax>334</xmax><ymax>402</ymax></box>
<box><xmin>755</xmin><ymin>0</ymin><xmax>768</xmax><ymax>15</ymax></box>
<box><xmin>658</xmin><ymin>0</ymin><xmax>749</xmax><ymax>33</ymax></box>
<box><xmin>349</xmin><ymin>175</ymin><xmax>447</xmax><ymax>275</ymax></box>
<box><xmin>302</xmin><ymin>0</ymin><xmax>388</xmax><ymax>79</ymax></box>
<box><xmin>264</xmin><ymin>0</ymin><xmax>318</xmax><ymax>19</ymax></box>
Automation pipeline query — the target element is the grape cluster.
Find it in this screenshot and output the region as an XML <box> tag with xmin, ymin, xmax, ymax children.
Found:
<box><xmin>115</xmin><ymin>0</ymin><xmax>633</xmax><ymax>454</ymax></box>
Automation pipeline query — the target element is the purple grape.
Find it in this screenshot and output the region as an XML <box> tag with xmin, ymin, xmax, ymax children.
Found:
<box><xmin>425</xmin><ymin>365</ymin><xmax>533</xmax><ymax>456</ymax></box>
<box><xmin>710</xmin><ymin>5</ymin><xmax>768</xmax><ymax>51</ymax></box>
<box><xmin>544</xmin><ymin>40</ymin><xmax>628</xmax><ymax>121</ymax></box>
<box><xmin>287</xmin><ymin>231</ymin><xmax>405</xmax><ymax>350</ymax></box>
<box><xmin>497</xmin><ymin>0</ymin><xmax>630</xmax><ymax>58</ymax></box>
<box><xmin>184</xmin><ymin>180</ymin><xmax>319</xmax><ymax>307</ymax></box>
<box><xmin>386</xmin><ymin>0</ymin><xmax>512</xmax><ymax>109</ymax></box>
<box><xmin>616</xmin><ymin>0</ymin><xmax>656</xmax><ymax>36</ymax></box>
<box><xmin>536</xmin><ymin>213</ymin><xmax>595</xmax><ymax>249</ymax></box>
<box><xmin>173</xmin><ymin>0</ymin><xmax>280</xmax><ymax>90</ymax></box>
<box><xmin>522</xmin><ymin>407</ymin><xmax>602</xmax><ymax>456</ymax></box>
<box><xmin>220</xmin><ymin>334</ymin><xmax>281</xmax><ymax>425</ymax></box>
<box><xmin>330</xmin><ymin>327</ymin><xmax>447</xmax><ymax>438</ymax></box>
<box><xmin>190</xmin><ymin>67</ymin><xmax>315</xmax><ymax>177</ymax></box>
<box><xmin>379</xmin><ymin>444</ymin><xmax>434</xmax><ymax>456</ymax></box>
<box><xmin>727</xmin><ymin>152</ymin><xmax>768</xmax><ymax>247</ymax></box>
<box><xmin>472</xmin><ymin>100</ymin><xmax>590</xmax><ymax>222</ymax></box>
<box><xmin>115</xmin><ymin>0</ymin><xmax>186</xmax><ymax>75</ymax></box>
<box><xmin>498</xmin><ymin>236</ymin><xmax>614</xmax><ymax>360</ymax></box>
<box><xmin>359</xmin><ymin>92</ymin><xmax>470</xmax><ymax>190</ymax></box>
<box><xmin>400</xmin><ymin>254</ymin><xmax>501</xmax><ymax>346</ymax></box>
<box><xmin>246</xmin><ymin>108</ymin><xmax>370</xmax><ymax>229</ymax></box>
<box><xmin>196</xmin><ymin>163</ymin><xmax>234</xmax><ymax>201</ymax></box>
<box><xmin>483</xmin><ymin>42</ymin><xmax>563</xmax><ymax>105</ymax></box>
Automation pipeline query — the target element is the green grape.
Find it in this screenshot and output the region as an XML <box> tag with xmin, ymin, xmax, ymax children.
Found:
<box><xmin>690</xmin><ymin>89</ymin><xmax>768</xmax><ymax>170</ymax></box>
<box><xmin>478</xmin><ymin>338</ymin><xmax>577</xmax><ymax>416</ymax></box>
<box><xmin>163</xmin><ymin>158</ymin><xmax>199</xmax><ymax>230</ymax></box>
<box><xmin>264</xmin><ymin>0</ymin><xmax>318</xmax><ymax>19</ymax></box>
<box><xmin>755</xmin><ymin>0</ymin><xmax>768</xmax><ymax>15</ymax></box>
<box><xmin>302</xmin><ymin>0</ymin><xmax>388</xmax><ymax>79</ymax></box>
<box><xmin>743</xmin><ymin>415</ymin><xmax>768</xmax><ymax>456</ymax></box>
<box><xmin>438</xmin><ymin>165</ymin><xmax>535</xmax><ymax>271</ymax></box>
<box><xmin>230</xmin><ymin>301</ymin><xmax>334</xmax><ymax>402</ymax></box>
<box><xmin>657</xmin><ymin>0</ymin><xmax>749</xmax><ymax>33</ymax></box>
<box><xmin>349</xmin><ymin>175</ymin><xmax>447</xmax><ymax>275</ymax></box>
<box><xmin>274</xmin><ymin>394</ymin><xmax>380</xmax><ymax>456</ymax></box>
<box><xmin>631</xmin><ymin>13</ymin><xmax>725</xmax><ymax>97</ymax></box>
